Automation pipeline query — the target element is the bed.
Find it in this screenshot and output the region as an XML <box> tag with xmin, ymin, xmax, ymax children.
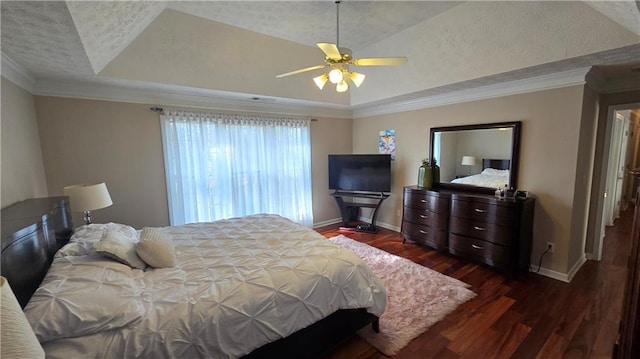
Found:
<box><xmin>451</xmin><ymin>158</ymin><xmax>511</xmax><ymax>189</ymax></box>
<box><xmin>2</xmin><ymin>213</ymin><xmax>385</xmax><ymax>359</ymax></box>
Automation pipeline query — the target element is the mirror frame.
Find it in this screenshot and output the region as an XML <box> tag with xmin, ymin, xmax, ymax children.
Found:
<box><xmin>429</xmin><ymin>121</ymin><xmax>522</xmax><ymax>194</ymax></box>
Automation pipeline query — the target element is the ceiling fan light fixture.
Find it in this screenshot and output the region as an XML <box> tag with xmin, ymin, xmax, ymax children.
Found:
<box><xmin>336</xmin><ymin>80</ymin><xmax>349</xmax><ymax>93</ymax></box>
<box><xmin>350</xmin><ymin>72</ymin><xmax>365</xmax><ymax>87</ymax></box>
<box><xmin>275</xmin><ymin>1</ymin><xmax>406</xmax><ymax>93</ymax></box>
<box><xmin>313</xmin><ymin>74</ymin><xmax>329</xmax><ymax>89</ymax></box>
<box><xmin>328</xmin><ymin>68</ymin><xmax>344</xmax><ymax>84</ymax></box>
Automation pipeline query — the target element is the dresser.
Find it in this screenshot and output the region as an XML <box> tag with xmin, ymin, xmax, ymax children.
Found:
<box><xmin>401</xmin><ymin>186</ymin><xmax>535</xmax><ymax>277</ymax></box>
<box><xmin>401</xmin><ymin>187</ymin><xmax>450</xmax><ymax>251</ymax></box>
<box><xmin>1</xmin><ymin>197</ymin><xmax>73</xmax><ymax>307</ymax></box>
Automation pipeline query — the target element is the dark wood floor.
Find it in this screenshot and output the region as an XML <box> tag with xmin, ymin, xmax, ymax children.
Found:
<box><xmin>316</xmin><ymin>209</ymin><xmax>633</xmax><ymax>359</ymax></box>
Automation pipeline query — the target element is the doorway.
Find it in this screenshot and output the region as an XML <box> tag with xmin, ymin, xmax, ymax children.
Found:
<box><xmin>593</xmin><ymin>104</ymin><xmax>640</xmax><ymax>261</ymax></box>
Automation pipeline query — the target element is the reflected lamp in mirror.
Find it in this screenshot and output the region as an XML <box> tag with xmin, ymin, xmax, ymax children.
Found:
<box><xmin>63</xmin><ymin>182</ymin><xmax>113</xmax><ymax>225</ymax></box>
<box><xmin>461</xmin><ymin>156</ymin><xmax>476</xmax><ymax>175</ymax></box>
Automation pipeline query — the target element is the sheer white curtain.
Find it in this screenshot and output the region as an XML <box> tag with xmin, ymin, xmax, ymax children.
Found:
<box><xmin>160</xmin><ymin>110</ymin><xmax>313</xmax><ymax>227</ymax></box>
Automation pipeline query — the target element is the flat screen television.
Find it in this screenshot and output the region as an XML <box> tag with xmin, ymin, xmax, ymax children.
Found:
<box><xmin>328</xmin><ymin>154</ymin><xmax>391</xmax><ymax>193</ymax></box>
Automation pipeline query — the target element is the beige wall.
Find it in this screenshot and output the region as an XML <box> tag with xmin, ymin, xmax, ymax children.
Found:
<box><xmin>34</xmin><ymin>97</ymin><xmax>169</xmax><ymax>228</ymax></box>
<box><xmin>32</xmin><ymin>96</ymin><xmax>351</xmax><ymax>228</ymax></box>
<box><xmin>353</xmin><ymin>86</ymin><xmax>586</xmax><ymax>273</ymax></box>
<box><xmin>567</xmin><ymin>85</ymin><xmax>599</xmax><ymax>269</ymax></box>
<box><xmin>310</xmin><ymin>117</ymin><xmax>353</xmax><ymax>225</ymax></box>
<box><xmin>1</xmin><ymin>77</ymin><xmax>48</xmax><ymax>208</ymax></box>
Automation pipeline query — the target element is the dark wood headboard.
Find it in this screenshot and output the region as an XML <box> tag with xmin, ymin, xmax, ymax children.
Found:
<box><xmin>0</xmin><ymin>197</ymin><xmax>73</xmax><ymax>307</ymax></box>
<box><xmin>482</xmin><ymin>159</ymin><xmax>510</xmax><ymax>170</ymax></box>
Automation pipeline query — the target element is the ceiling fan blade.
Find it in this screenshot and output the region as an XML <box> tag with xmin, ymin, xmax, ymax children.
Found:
<box><xmin>276</xmin><ymin>65</ymin><xmax>325</xmax><ymax>78</ymax></box>
<box><xmin>353</xmin><ymin>57</ymin><xmax>408</xmax><ymax>66</ymax></box>
<box><xmin>317</xmin><ymin>42</ymin><xmax>342</xmax><ymax>61</ymax></box>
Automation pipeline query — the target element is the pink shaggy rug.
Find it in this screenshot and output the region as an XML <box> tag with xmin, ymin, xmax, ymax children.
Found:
<box><xmin>329</xmin><ymin>235</ymin><xmax>476</xmax><ymax>356</ymax></box>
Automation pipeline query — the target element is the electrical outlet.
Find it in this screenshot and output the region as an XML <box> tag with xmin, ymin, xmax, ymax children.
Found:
<box><xmin>546</xmin><ymin>242</ymin><xmax>554</xmax><ymax>253</ymax></box>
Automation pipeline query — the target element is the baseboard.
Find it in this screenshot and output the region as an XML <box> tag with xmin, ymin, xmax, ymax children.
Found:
<box><xmin>532</xmin><ymin>267</ymin><xmax>570</xmax><ymax>282</ymax></box>
<box><xmin>567</xmin><ymin>255</ymin><xmax>587</xmax><ymax>282</ymax></box>
<box><xmin>313</xmin><ymin>218</ymin><xmax>342</xmax><ymax>228</ymax></box>
<box><xmin>372</xmin><ymin>221</ymin><xmax>401</xmax><ymax>233</ymax></box>
<box><xmin>532</xmin><ymin>255</ymin><xmax>587</xmax><ymax>283</ymax></box>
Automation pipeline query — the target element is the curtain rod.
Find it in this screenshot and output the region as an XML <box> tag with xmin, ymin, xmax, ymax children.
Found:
<box><xmin>149</xmin><ymin>106</ymin><xmax>317</xmax><ymax>121</ymax></box>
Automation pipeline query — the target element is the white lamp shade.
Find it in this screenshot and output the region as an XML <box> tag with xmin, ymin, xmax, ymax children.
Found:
<box><xmin>350</xmin><ymin>72</ymin><xmax>365</xmax><ymax>87</ymax></box>
<box><xmin>461</xmin><ymin>156</ymin><xmax>476</xmax><ymax>166</ymax></box>
<box><xmin>1</xmin><ymin>277</ymin><xmax>45</xmax><ymax>359</ymax></box>
<box><xmin>313</xmin><ymin>74</ymin><xmax>328</xmax><ymax>89</ymax></box>
<box><xmin>63</xmin><ymin>182</ymin><xmax>113</xmax><ymax>212</ymax></box>
<box><xmin>336</xmin><ymin>80</ymin><xmax>349</xmax><ymax>93</ymax></box>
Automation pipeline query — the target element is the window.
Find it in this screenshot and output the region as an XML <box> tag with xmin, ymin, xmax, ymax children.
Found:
<box><xmin>160</xmin><ymin>111</ymin><xmax>313</xmax><ymax>227</ymax></box>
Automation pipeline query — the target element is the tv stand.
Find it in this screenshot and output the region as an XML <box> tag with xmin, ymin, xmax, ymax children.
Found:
<box><xmin>330</xmin><ymin>191</ymin><xmax>390</xmax><ymax>233</ymax></box>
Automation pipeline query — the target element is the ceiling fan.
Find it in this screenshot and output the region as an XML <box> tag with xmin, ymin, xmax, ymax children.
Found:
<box><xmin>276</xmin><ymin>0</ymin><xmax>408</xmax><ymax>93</ymax></box>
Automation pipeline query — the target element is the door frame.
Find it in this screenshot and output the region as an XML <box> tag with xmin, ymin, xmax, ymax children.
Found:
<box><xmin>592</xmin><ymin>103</ymin><xmax>640</xmax><ymax>261</ymax></box>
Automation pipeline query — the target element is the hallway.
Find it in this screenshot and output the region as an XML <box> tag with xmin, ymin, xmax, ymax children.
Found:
<box><xmin>561</xmin><ymin>206</ymin><xmax>633</xmax><ymax>358</ymax></box>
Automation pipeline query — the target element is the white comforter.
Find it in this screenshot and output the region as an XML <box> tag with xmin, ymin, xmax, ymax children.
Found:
<box><xmin>28</xmin><ymin>214</ymin><xmax>386</xmax><ymax>359</ymax></box>
<box><xmin>450</xmin><ymin>168</ymin><xmax>509</xmax><ymax>189</ymax></box>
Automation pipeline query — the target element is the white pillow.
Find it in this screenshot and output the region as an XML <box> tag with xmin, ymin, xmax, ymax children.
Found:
<box><xmin>58</xmin><ymin>222</ymin><xmax>138</xmax><ymax>258</ymax></box>
<box><xmin>93</xmin><ymin>230</ymin><xmax>146</xmax><ymax>269</ymax></box>
<box><xmin>136</xmin><ymin>227</ymin><xmax>177</xmax><ymax>268</ymax></box>
<box><xmin>23</xmin><ymin>256</ymin><xmax>144</xmax><ymax>343</ymax></box>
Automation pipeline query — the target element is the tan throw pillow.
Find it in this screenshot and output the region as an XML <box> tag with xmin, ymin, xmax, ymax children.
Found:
<box><xmin>136</xmin><ymin>228</ymin><xmax>176</xmax><ymax>268</ymax></box>
<box><xmin>93</xmin><ymin>230</ymin><xmax>146</xmax><ymax>269</ymax></box>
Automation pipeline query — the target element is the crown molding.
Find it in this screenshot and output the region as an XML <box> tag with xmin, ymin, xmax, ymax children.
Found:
<box><xmin>32</xmin><ymin>76</ymin><xmax>353</xmax><ymax>119</ymax></box>
<box><xmin>18</xmin><ymin>65</ymin><xmax>626</xmax><ymax>120</ymax></box>
<box><xmin>352</xmin><ymin>67</ymin><xmax>593</xmax><ymax>118</ymax></box>
<box><xmin>1</xmin><ymin>53</ymin><xmax>36</xmax><ymax>93</ymax></box>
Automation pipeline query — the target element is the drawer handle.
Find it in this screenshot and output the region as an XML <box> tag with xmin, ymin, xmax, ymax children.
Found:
<box><xmin>471</xmin><ymin>244</ymin><xmax>484</xmax><ymax>250</ymax></box>
<box><xmin>419</xmin><ymin>229</ymin><xmax>429</xmax><ymax>235</ymax></box>
<box><xmin>473</xmin><ymin>226</ymin><xmax>486</xmax><ymax>231</ymax></box>
<box><xmin>420</xmin><ymin>199</ymin><xmax>427</xmax><ymax>203</ymax></box>
<box><xmin>474</xmin><ymin>208</ymin><xmax>487</xmax><ymax>213</ymax></box>
<box><xmin>419</xmin><ymin>214</ymin><xmax>428</xmax><ymax>219</ymax></box>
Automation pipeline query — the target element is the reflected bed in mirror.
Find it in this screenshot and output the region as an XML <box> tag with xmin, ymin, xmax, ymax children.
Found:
<box><xmin>430</xmin><ymin>121</ymin><xmax>521</xmax><ymax>194</ymax></box>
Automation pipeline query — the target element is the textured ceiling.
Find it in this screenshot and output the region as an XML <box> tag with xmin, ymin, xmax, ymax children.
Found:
<box><xmin>1</xmin><ymin>1</ymin><xmax>639</xmax><ymax>107</ymax></box>
<box><xmin>2</xmin><ymin>1</ymin><xmax>462</xmax><ymax>77</ymax></box>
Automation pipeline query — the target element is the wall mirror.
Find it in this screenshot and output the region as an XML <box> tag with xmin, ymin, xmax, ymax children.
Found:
<box><xmin>430</xmin><ymin>121</ymin><xmax>521</xmax><ymax>194</ymax></box>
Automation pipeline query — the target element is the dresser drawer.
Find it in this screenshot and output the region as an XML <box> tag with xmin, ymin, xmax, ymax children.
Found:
<box><xmin>403</xmin><ymin>189</ymin><xmax>449</xmax><ymax>212</ymax></box>
<box><xmin>450</xmin><ymin>198</ymin><xmax>516</xmax><ymax>224</ymax></box>
<box><xmin>402</xmin><ymin>221</ymin><xmax>447</xmax><ymax>250</ymax></box>
<box><xmin>448</xmin><ymin>233</ymin><xmax>509</xmax><ymax>269</ymax></box>
<box><xmin>403</xmin><ymin>207</ymin><xmax>448</xmax><ymax>230</ymax></box>
<box><xmin>449</xmin><ymin>216</ymin><xmax>512</xmax><ymax>246</ymax></box>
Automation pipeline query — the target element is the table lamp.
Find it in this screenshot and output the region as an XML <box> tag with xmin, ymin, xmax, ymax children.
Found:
<box><xmin>63</xmin><ymin>182</ymin><xmax>113</xmax><ymax>225</ymax></box>
<box><xmin>461</xmin><ymin>156</ymin><xmax>476</xmax><ymax>175</ymax></box>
